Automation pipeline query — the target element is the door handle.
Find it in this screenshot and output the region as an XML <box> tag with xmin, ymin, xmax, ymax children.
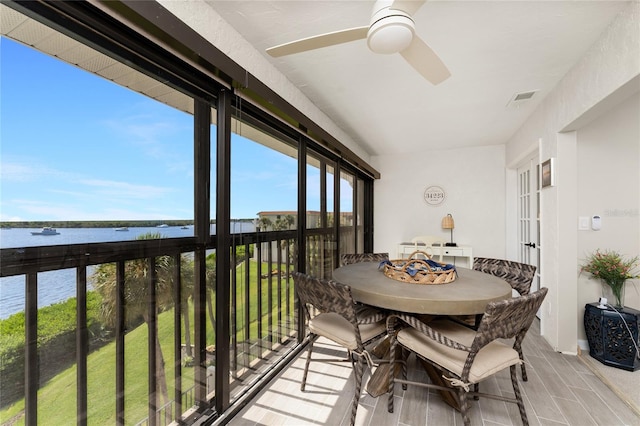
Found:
<box><xmin>524</xmin><ymin>242</ymin><xmax>536</xmax><ymax>248</ymax></box>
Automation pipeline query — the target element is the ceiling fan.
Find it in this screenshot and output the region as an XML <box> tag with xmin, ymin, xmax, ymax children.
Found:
<box><xmin>265</xmin><ymin>0</ymin><xmax>451</xmax><ymax>85</ymax></box>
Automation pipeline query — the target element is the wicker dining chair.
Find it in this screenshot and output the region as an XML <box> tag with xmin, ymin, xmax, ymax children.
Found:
<box><xmin>473</xmin><ymin>257</ymin><xmax>536</xmax><ymax>297</ymax></box>
<box><xmin>339</xmin><ymin>252</ymin><xmax>390</xmax><ymax>266</ymax></box>
<box><xmin>292</xmin><ymin>272</ymin><xmax>386</xmax><ymax>426</ymax></box>
<box><xmin>472</xmin><ymin>257</ymin><xmax>537</xmax><ymax>381</ymax></box>
<box><xmin>387</xmin><ymin>287</ymin><xmax>548</xmax><ymax>426</ymax></box>
<box><xmin>339</xmin><ymin>253</ymin><xmax>390</xmax><ymax>324</ymax></box>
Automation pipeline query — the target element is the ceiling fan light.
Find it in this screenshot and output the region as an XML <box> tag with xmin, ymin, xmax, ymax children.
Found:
<box><xmin>367</xmin><ymin>15</ymin><xmax>415</xmax><ymax>54</ymax></box>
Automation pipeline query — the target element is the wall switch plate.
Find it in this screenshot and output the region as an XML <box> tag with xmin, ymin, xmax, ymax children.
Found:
<box><xmin>578</xmin><ymin>216</ymin><xmax>589</xmax><ymax>230</ymax></box>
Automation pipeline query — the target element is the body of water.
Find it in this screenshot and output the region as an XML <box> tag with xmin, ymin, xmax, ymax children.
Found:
<box><xmin>0</xmin><ymin>222</ymin><xmax>254</xmax><ymax>319</ymax></box>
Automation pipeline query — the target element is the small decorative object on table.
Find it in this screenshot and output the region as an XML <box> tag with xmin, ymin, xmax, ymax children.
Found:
<box><xmin>381</xmin><ymin>250</ymin><xmax>456</xmax><ymax>284</ymax></box>
<box><xmin>580</xmin><ymin>249</ymin><xmax>639</xmax><ymax>308</ymax></box>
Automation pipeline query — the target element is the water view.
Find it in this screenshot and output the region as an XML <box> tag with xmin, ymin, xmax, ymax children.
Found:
<box><xmin>0</xmin><ymin>222</ymin><xmax>255</xmax><ymax>318</ymax></box>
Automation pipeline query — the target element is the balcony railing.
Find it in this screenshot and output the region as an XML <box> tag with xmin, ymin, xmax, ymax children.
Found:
<box><xmin>0</xmin><ymin>228</ymin><xmax>352</xmax><ymax>425</ymax></box>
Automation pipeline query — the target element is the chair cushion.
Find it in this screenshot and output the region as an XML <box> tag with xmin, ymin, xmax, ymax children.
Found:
<box><xmin>310</xmin><ymin>312</ymin><xmax>385</xmax><ymax>350</ymax></box>
<box><xmin>397</xmin><ymin>319</ymin><xmax>520</xmax><ymax>384</ymax></box>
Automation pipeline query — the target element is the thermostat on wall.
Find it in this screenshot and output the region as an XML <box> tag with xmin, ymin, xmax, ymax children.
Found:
<box><xmin>591</xmin><ymin>215</ymin><xmax>601</xmax><ymax>231</ymax></box>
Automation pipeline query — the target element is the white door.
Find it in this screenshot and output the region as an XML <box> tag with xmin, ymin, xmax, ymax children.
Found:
<box><xmin>517</xmin><ymin>155</ymin><xmax>540</xmax><ymax>294</ymax></box>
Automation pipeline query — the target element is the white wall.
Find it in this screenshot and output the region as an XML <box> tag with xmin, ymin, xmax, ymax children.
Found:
<box><xmin>504</xmin><ymin>3</ymin><xmax>640</xmax><ymax>353</ymax></box>
<box><xmin>371</xmin><ymin>145</ymin><xmax>506</xmax><ymax>260</ymax></box>
<box><xmin>576</xmin><ymin>94</ymin><xmax>640</xmax><ymax>345</ymax></box>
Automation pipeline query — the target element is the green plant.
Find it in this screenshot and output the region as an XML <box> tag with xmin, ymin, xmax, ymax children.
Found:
<box><xmin>580</xmin><ymin>249</ymin><xmax>640</xmax><ymax>307</ymax></box>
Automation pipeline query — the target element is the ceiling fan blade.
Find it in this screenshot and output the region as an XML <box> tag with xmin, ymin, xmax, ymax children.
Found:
<box><xmin>266</xmin><ymin>26</ymin><xmax>369</xmax><ymax>57</ymax></box>
<box><xmin>400</xmin><ymin>36</ymin><xmax>451</xmax><ymax>85</ymax></box>
<box><xmin>390</xmin><ymin>0</ymin><xmax>426</xmax><ymax>16</ymax></box>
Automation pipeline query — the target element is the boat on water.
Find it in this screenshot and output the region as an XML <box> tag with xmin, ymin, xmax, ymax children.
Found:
<box><xmin>157</xmin><ymin>224</ymin><xmax>169</xmax><ymax>228</ymax></box>
<box><xmin>115</xmin><ymin>227</ymin><xmax>129</xmax><ymax>231</ymax></box>
<box><xmin>31</xmin><ymin>227</ymin><xmax>60</xmax><ymax>236</ymax></box>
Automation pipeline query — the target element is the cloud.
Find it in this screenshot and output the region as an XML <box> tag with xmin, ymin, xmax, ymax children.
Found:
<box><xmin>0</xmin><ymin>149</ymin><xmax>188</xmax><ymax>220</ymax></box>
<box><xmin>0</xmin><ymin>159</ymin><xmax>64</xmax><ymax>183</ymax></box>
<box><xmin>102</xmin><ymin>109</ymin><xmax>185</xmax><ymax>160</ymax></box>
<box><xmin>274</xmin><ymin>173</ymin><xmax>298</xmax><ymax>190</ymax></box>
<box><xmin>4</xmin><ymin>199</ymin><xmax>185</xmax><ymax>221</ymax></box>
<box><xmin>5</xmin><ymin>199</ymin><xmax>86</xmax><ymax>220</ymax></box>
<box><xmin>0</xmin><ymin>162</ymin><xmax>35</xmax><ymax>182</ymax></box>
<box><xmin>0</xmin><ymin>213</ymin><xmax>25</xmax><ymax>222</ymax></box>
<box><xmin>77</xmin><ymin>179</ymin><xmax>174</xmax><ymax>199</ymax></box>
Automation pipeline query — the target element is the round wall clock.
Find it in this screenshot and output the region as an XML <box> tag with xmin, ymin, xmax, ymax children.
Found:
<box><xmin>424</xmin><ymin>185</ymin><xmax>446</xmax><ymax>206</ymax></box>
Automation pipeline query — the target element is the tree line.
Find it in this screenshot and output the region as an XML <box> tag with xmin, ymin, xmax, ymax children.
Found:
<box><xmin>0</xmin><ymin>219</ymin><xmax>255</xmax><ymax>229</ymax></box>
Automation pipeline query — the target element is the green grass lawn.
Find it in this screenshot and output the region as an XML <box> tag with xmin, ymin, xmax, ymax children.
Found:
<box><xmin>0</xmin><ymin>260</ymin><xmax>295</xmax><ymax>425</ymax></box>
<box><xmin>1</xmin><ymin>306</ymin><xmax>192</xmax><ymax>424</ymax></box>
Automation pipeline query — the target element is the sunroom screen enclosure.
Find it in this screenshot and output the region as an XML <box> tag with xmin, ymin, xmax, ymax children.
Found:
<box><xmin>0</xmin><ymin>1</ymin><xmax>377</xmax><ymax>425</ymax></box>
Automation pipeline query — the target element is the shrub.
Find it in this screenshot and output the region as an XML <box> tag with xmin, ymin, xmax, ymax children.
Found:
<box><xmin>0</xmin><ymin>291</ymin><xmax>103</xmax><ymax>408</ymax></box>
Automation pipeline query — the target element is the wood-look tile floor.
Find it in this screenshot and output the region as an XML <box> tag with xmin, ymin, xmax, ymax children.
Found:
<box><xmin>229</xmin><ymin>321</ymin><xmax>640</xmax><ymax>426</ymax></box>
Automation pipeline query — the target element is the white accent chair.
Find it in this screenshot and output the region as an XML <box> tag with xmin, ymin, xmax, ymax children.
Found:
<box><xmin>410</xmin><ymin>235</ymin><xmax>446</xmax><ymax>262</ymax></box>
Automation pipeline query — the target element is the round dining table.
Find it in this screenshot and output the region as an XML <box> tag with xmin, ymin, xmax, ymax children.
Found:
<box><xmin>332</xmin><ymin>261</ymin><xmax>512</xmax><ymax>315</ymax></box>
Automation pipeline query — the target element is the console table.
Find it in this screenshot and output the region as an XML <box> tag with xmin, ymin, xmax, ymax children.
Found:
<box><xmin>583</xmin><ymin>303</ymin><xmax>640</xmax><ymax>371</ymax></box>
<box><xmin>396</xmin><ymin>242</ymin><xmax>473</xmax><ymax>268</ymax></box>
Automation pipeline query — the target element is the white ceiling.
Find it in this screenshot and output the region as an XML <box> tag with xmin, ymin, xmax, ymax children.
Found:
<box><xmin>2</xmin><ymin>1</ymin><xmax>631</xmax><ymax>162</ymax></box>
<box><xmin>205</xmin><ymin>0</ymin><xmax>630</xmax><ymax>156</ymax></box>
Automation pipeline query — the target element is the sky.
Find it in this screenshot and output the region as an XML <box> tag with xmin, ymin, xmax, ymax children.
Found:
<box><xmin>0</xmin><ymin>37</ymin><xmax>352</xmax><ymax>222</ymax></box>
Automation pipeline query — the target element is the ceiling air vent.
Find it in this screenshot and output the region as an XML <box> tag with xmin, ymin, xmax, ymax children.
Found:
<box><xmin>506</xmin><ymin>90</ymin><xmax>538</xmax><ymax>109</ymax></box>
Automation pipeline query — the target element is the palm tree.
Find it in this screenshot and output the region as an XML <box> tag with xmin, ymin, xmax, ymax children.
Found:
<box><xmin>201</xmin><ymin>245</ymin><xmax>250</xmax><ymax>340</ymax></box>
<box><xmin>169</xmin><ymin>254</ymin><xmax>195</xmax><ymax>358</ymax></box>
<box><xmin>257</xmin><ymin>217</ymin><xmax>272</xmax><ymax>231</ymax></box>
<box><xmin>273</xmin><ymin>214</ymin><xmax>295</xmax><ymax>260</ymax></box>
<box><xmin>92</xmin><ymin>232</ymin><xmax>174</xmax><ymax>411</ymax></box>
<box><xmin>283</xmin><ymin>214</ymin><xmax>295</xmax><ymax>230</ymax></box>
<box><xmin>205</xmin><ymin>253</ymin><xmax>217</xmax><ymax>333</ymax></box>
